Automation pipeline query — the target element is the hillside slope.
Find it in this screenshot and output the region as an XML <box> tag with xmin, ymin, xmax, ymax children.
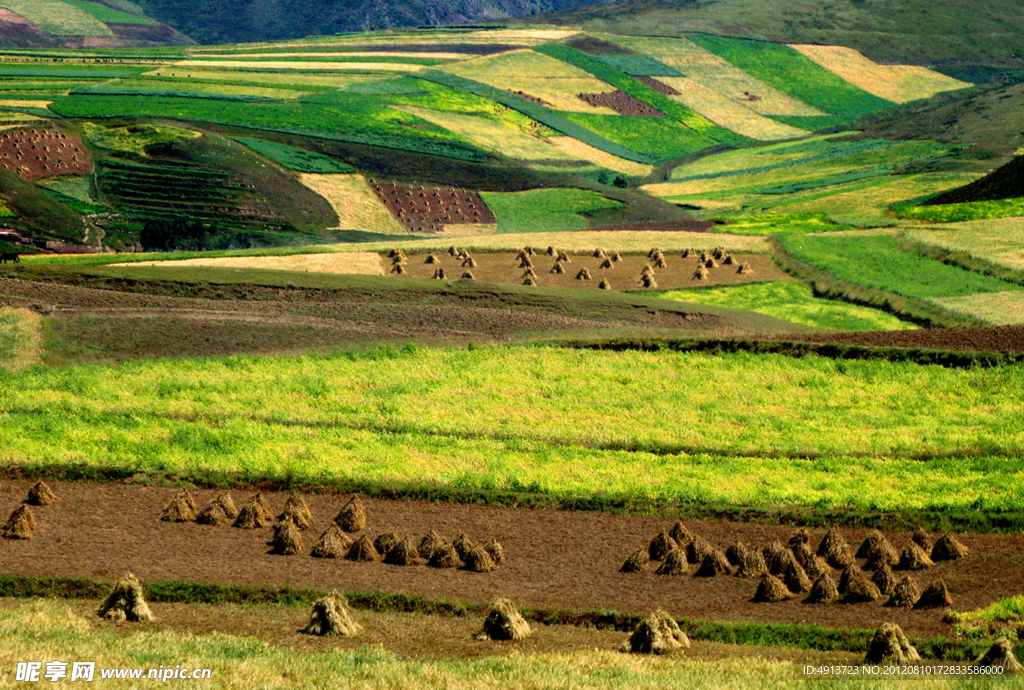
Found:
<box><xmin>0</xmin><ymin>0</ymin><xmax>192</xmax><ymax>47</ymax></box>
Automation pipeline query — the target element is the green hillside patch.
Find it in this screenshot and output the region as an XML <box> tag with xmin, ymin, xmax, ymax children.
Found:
<box><xmin>480</xmin><ymin>188</ymin><xmax>623</xmax><ymax>233</ymax></box>
<box><xmin>684</xmin><ymin>34</ymin><xmax>893</xmax><ymax>125</ymax></box>
<box><xmin>658</xmin><ymin>282</ymin><xmax>914</xmax><ymax>331</ymax></box>
<box><xmin>82</xmin><ymin>122</ymin><xmax>199</xmax><ymax>157</ymax></box>
<box><xmin>893</xmin><ymin>197</ymin><xmax>1024</xmax><ymax>222</ymax></box>
<box><xmin>594</xmin><ymin>54</ymin><xmax>682</xmax><ymax>77</ymax></box>
<box><xmin>778</xmin><ymin>233</ymin><xmax>1023</xmax><ymax>299</ymax></box>
<box><xmin>564</xmin><ymin>112</ymin><xmax>718</xmax><ymax>161</ymax></box>
<box><xmin>0</xmin><ymin>0</ymin><xmax>111</xmax><ymax>35</ymax></box>
<box><xmin>232</xmin><ymin>137</ymin><xmax>356</xmax><ymax>173</ymax></box>
<box><xmin>64</xmin><ymin>0</ymin><xmax>154</xmax><ymax>24</ymax></box>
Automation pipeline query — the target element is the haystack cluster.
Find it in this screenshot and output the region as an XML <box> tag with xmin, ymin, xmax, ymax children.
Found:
<box><xmin>2</xmin><ymin>481</ymin><xmax>58</xmax><ymax>540</ymax></box>
<box><xmin>619</xmin><ymin>522</ymin><xmax>968</xmax><ymax>608</ymax></box>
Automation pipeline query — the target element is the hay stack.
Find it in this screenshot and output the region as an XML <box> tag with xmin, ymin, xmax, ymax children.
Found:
<box><xmin>641</xmin><ymin>264</ymin><xmax>654</xmax><ymax>277</ymax></box>
<box><xmin>462</xmin><ymin>257</ymin><xmax>477</xmax><ymax>268</ymax></box>
<box><xmin>311</xmin><ymin>524</ymin><xmax>353</xmax><ymax>559</ymax></box>
<box><xmin>2</xmin><ymin>504</ymin><xmax>35</xmax><ymax>539</ymax></box>
<box><xmin>771</xmin><ymin>549</ymin><xmax>801</xmax><ymax>578</ymax></box>
<box><xmin>864</xmin><ymin>623</ymin><xmax>920</xmax><ymax>665</ymax></box>
<box><xmin>692</xmin><ymin>266</ymin><xmax>709</xmax><ymax>280</ymax></box>
<box><xmin>686</xmin><ymin>535</ymin><xmax>715</xmax><ymax>564</ymax></box>
<box><xmin>792</xmin><ymin>541</ymin><xmax>829</xmax><ymax>579</ymax></box>
<box><xmin>788</xmin><ymin>528</ymin><xmax>810</xmax><ymax>547</ymax></box>
<box><xmin>432</xmin><ymin>268</ymin><xmax>447</xmax><ymax>280</ymax></box>
<box><xmin>233</xmin><ymin>494</ymin><xmax>272</xmax><ymax>529</ymax></box>
<box><xmin>428</xmin><ymin>542</ymin><xmax>461</xmax><ymax>569</ymax></box>
<box><xmin>622</xmin><ymin>610</ymin><xmax>689</xmax><ymax>654</ymax></box>
<box><xmin>931</xmin><ymin>532</ymin><xmax>969</xmax><ymax>561</ymax></box>
<box><xmin>840</xmin><ymin>566</ymin><xmax>880</xmax><ymax>603</ymax></box>
<box><xmin>523</xmin><ymin>246</ymin><xmax>535</xmax><ymax>256</ymax></box>
<box><xmin>556</xmin><ymin>251</ymin><xmax>571</xmax><ymax>263</ymax></box>
<box><xmin>476</xmin><ymin>599</ymin><xmax>531</xmax><ymax>641</ymax></box>
<box><xmin>485</xmin><ymin>539</ymin><xmax>505</xmax><ymax>566</ymax></box>
<box><xmin>699</xmin><ymin>252</ymin><xmax>711</xmax><ymax>263</ymax></box>
<box><xmin>383</xmin><ymin>538</ymin><xmax>421</xmax><ymax>566</ymax></box>
<box><xmin>519</xmin><ymin>256</ymin><xmax>533</xmax><ymax>269</ymax></box>
<box><xmin>817</xmin><ymin>528</ymin><xmax>854</xmax><ymax>568</ymax></box>
<box><xmin>856</xmin><ymin>529</ymin><xmax>886</xmax><ymax>558</ymax></box>
<box><xmin>804</xmin><ymin>573</ymin><xmax>839</xmax><ymax>604</ymax></box>
<box><xmin>346</xmin><ymin>535</ymin><xmax>381</xmax><ymax>562</ymax></box>
<box><xmin>302</xmin><ymin>592</ymin><xmax>360</xmax><ymax>637</ymax></box>
<box><xmin>737</xmin><ymin>262</ymin><xmax>754</xmax><ymax>275</ymax></box>
<box><xmin>463</xmin><ymin>544</ymin><xmax>497</xmax><ymax>572</ymax></box>
<box><xmin>546</xmin><ymin>246</ymin><xmax>557</xmax><ymax>256</ymax></box>
<box><xmin>681</xmin><ymin>248</ymin><xmax>695</xmax><ymax>258</ymax></box>
<box><xmin>417</xmin><ymin>530</ymin><xmax>447</xmax><ymax>559</ymax></box>
<box><xmin>97</xmin><ymin>573</ymin><xmax>153</xmax><ymax>622</ymax></box>
<box><xmin>374</xmin><ymin>532</ymin><xmax>400</xmax><ymax>554</ymax></box>
<box><xmin>885</xmin><ymin>575</ymin><xmax>921</xmax><ymax>608</ymax></box>
<box><xmin>576</xmin><ymin>268</ymin><xmax>592</xmax><ymax>280</ymax></box>
<box><xmin>593</xmin><ymin>248</ymin><xmax>606</xmax><ymax>258</ymax></box>
<box><xmin>648</xmin><ymin>531</ymin><xmax>678</xmax><ymax>561</ymax></box>
<box><xmin>762</xmin><ymin>540</ymin><xmax>788</xmax><ymax>573</ymax></box>
<box><xmin>425</xmin><ymin>253</ymin><xmax>439</xmax><ymax>264</ymax></box>
<box><xmin>453</xmin><ymin>533</ymin><xmax>475</xmax><ymax>561</ymax></box>
<box><xmin>896</xmin><ymin>542</ymin><xmax>934</xmax><ymax>570</ymax></box>
<box><xmin>335</xmin><ymin>495</ymin><xmax>366</xmax><ymax>532</ymax></box>
<box><xmin>278</xmin><ymin>494</ymin><xmax>312</xmax><ymax>530</ymax></box>
<box><xmin>196</xmin><ymin>500</ymin><xmax>228</xmax><ymax>525</ymax></box>
<box><xmin>460</xmin><ymin>271</ymin><xmax>475</xmax><ymax>280</ymax></box>
<box><xmin>669</xmin><ymin>521</ymin><xmax>692</xmax><ymax>547</ymax></box>
<box><xmin>648</xmin><ymin>248</ymin><xmax>662</xmax><ymax>259</ymax></box>
<box><xmin>641</xmin><ymin>274</ymin><xmax>657</xmax><ymax>288</ymax></box>
<box><xmin>915</xmin><ymin>580</ymin><xmax>954</xmax><ymax>609</ymax></box>
<box><xmin>269</xmin><ymin>519</ymin><xmax>302</xmax><ymax>555</ymax></box>
<box><xmin>752</xmin><ymin>574</ymin><xmax>791</xmax><ymax>603</ymax></box>
<box><xmin>656</xmin><ymin>549</ymin><xmax>688</xmax><ymax>575</ymax></box>
<box><xmin>781</xmin><ymin>559</ymin><xmax>812</xmax><ymax>593</ymax></box>
<box><xmin>704</xmin><ymin>258</ymin><xmax>718</xmax><ymax>269</ymax></box>
<box><xmin>860</xmin><ymin>532</ymin><xmax>899</xmax><ymax>569</ymax></box>
<box><xmin>723</xmin><ymin>255</ymin><xmax>735</xmax><ymax>265</ymax></box>
<box><xmin>694</xmin><ymin>550</ymin><xmax>732</xmax><ymax>577</ymax></box>
<box><xmin>713</xmin><ymin>246</ymin><xmax>728</xmax><ymax>260</ymax></box>
<box><xmin>598</xmin><ymin>279</ymin><xmax>612</xmax><ymax>290</ymax></box>
<box><xmin>654</xmin><ymin>257</ymin><xmax>668</xmax><ymax>269</ymax></box>
<box><xmin>214</xmin><ymin>493</ymin><xmax>237</xmax><ymax>518</ymax></box>
<box><xmin>388</xmin><ymin>248</ymin><xmax>404</xmax><ymax>259</ymax></box>
<box><xmin>611</xmin><ymin>252</ymin><xmax>622</xmax><ymax>262</ymax></box>
<box><xmin>550</xmin><ymin>262</ymin><xmax>566</xmax><ymax>274</ymax></box>
<box><xmin>160</xmin><ymin>488</ymin><xmax>197</xmax><ymax>523</ymax></box>
<box><xmin>26</xmin><ymin>481</ymin><xmax>57</xmax><ymax>506</ymax></box>
<box><xmin>974</xmin><ymin>638</ymin><xmax>1023</xmax><ymax>673</ymax></box>
<box><xmin>621</xmin><ymin>548</ymin><xmax>650</xmax><ymax>573</ymax></box>
<box><xmin>911</xmin><ymin>527</ymin><xmax>933</xmax><ymax>552</ymax></box>
<box><xmin>523</xmin><ymin>266</ymin><xmax>537</xmax><ymax>279</ymax></box>
<box><xmin>735</xmin><ymin>550</ymin><xmax>768</xmax><ymax>578</ymax></box>
<box><xmin>391</xmin><ymin>264</ymin><xmax>407</xmax><ymax>275</ymax></box>
<box><xmin>872</xmin><ymin>564</ymin><xmax>898</xmax><ymax>595</ymax></box>
<box><xmin>448</xmin><ymin>245</ymin><xmax>458</xmax><ymax>257</ymax></box>
<box><xmin>599</xmin><ymin>257</ymin><xmax>613</xmax><ymax>269</ymax></box>
<box><xmin>725</xmin><ymin>541</ymin><xmax>748</xmax><ymax>566</ymax></box>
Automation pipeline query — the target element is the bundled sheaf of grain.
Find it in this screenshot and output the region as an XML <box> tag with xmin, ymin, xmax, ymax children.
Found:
<box><xmin>872</xmin><ymin>564</ymin><xmax>898</xmax><ymax>595</ymax></box>
<box><xmin>621</xmin><ymin>548</ymin><xmax>650</xmax><ymax>573</ymax></box>
<box><xmin>817</xmin><ymin>528</ymin><xmax>854</xmax><ymax>568</ymax></box>
<box><xmin>215</xmin><ymin>493</ymin><xmax>237</xmax><ymax>519</ymax></box>
<box><xmin>383</xmin><ymin>538</ymin><xmax>421</xmax><ymax>566</ymax></box>
<box><xmin>576</xmin><ymin>268</ymin><xmax>592</xmax><ymax>280</ymax></box>
<box><xmin>460</xmin><ymin>270</ymin><xmax>475</xmax><ymax>280</ymax></box>
<box><xmin>694</xmin><ymin>550</ymin><xmax>731</xmax><ymax>577</ymax></box>
<box><xmin>723</xmin><ymin>255</ymin><xmax>735</xmax><ymax>265</ymax></box>
<box><xmin>885</xmin><ymin>575</ymin><xmax>921</xmax><ymax>608</ymax></box>
<box><xmin>417</xmin><ymin>530</ymin><xmax>447</xmax><ymax>559</ymax></box>
<box><xmin>233</xmin><ymin>495</ymin><xmax>272</xmax><ymax>529</ymax></box>
<box><xmin>915</xmin><ymin>580</ymin><xmax>954</xmax><ymax>609</ymax></box>
<box><xmin>311</xmin><ymin>524</ymin><xmax>353</xmax><ymax>558</ymax></box>
<box><xmin>462</xmin><ymin>256</ymin><xmax>477</xmax><ymax>268</ymax></box>
<box><xmin>911</xmin><ymin>527</ymin><xmax>933</xmax><ymax>552</ymax></box>
<box><xmin>788</xmin><ymin>528</ymin><xmax>810</xmax><ymax>547</ymax></box>
<box><xmin>432</xmin><ymin>268</ymin><xmax>447</xmax><ymax>280</ymax></box>
<box><xmin>655</xmin><ymin>549</ymin><xmax>688</xmax><ymax>576</ymax></box>
<box><xmin>519</xmin><ymin>256</ymin><xmax>533</xmax><ymax>269</ymax></box>
<box><xmin>425</xmin><ymin>253</ymin><xmax>439</xmax><ymax>264</ymax></box>
<box><xmin>550</xmin><ymin>262</ymin><xmax>566</xmax><ymax>274</ymax></box>
<box><xmin>692</xmin><ymin>266</ymin><xmax>709</xmax><ymax>280</ymax></box>
<box><xmin>725</xmin><ymin>541</ymin><xmax>748</xmax><ymax>567</ymax></box>
<box><xmin>546</xmin><ymin>246</ymin><xmax>557</xmax><ymax>256</ymax></box>
<box><xmin>641</xmin><ymin>264</ymin><xmax>655</xmax><ymax>276</ymax></box>
<box><xmin>686</xmin><ymin>535</ymin><xmax>715</xmax><ymax>564</ymax></box>
<box><xmin>762</xmin><ymin>540</ymin><xmax>790</xmax><ymax>575</ymax></box>
<box><xmin>641</xmin><ymin>274</ymin><xmax>657</xmax><ymax>288</ymax></box>
<box><xmin>803</xmin><ymin>573</ymin><xmax>839</xmax><ymax>604</ymax></box>
<box><xmin>269</xmin><ymin>519</ymin><xmax>303</xmax><ymax>555</ymax></box>
<box><xmin>737</xmin><ymin>262</ymin><xmax>754</xmax><ymax>275</ymax></box>
<box><xmin>391</xmin><ymin>264</ymin><xmax>407</xmax><ymax>275</ymax></box>
<box><xmin>611</xmin><ymin>252</ymin><xmax>623</xmax><ymax>262</ymax></box>
<box><xmin>654</xmin><ymin>257</ymin><xmax>668</xmax><ymax>269</ymax></box>
<box><xmin>931</xmin><ymin>532</ymin><xmax>969</xmax><ymax>561</ymax></box>
<box><xmin>896</xmin><ymin>541</ymin><xmax>934</xmax><ymax>570</ymax></box>
<box><xmin>864</xmin><ymin>623</ymin><xmax>920</xmax><ymax>665</ymax></box>
<box><xmin>752</xmin><ymin>574</ymin><xmax>791</xmax><ymax>602</ymax></box>
<box><xmin>278</xmin><ymin>494</ymin><xmax>312</xmax><ymax>530</ymax></box>
<box><xmin>485</xmin><ymin>539</ymin><xmax>505</xmax><ymax>566</ymax></box>
<box><xmin>523</xmin><ymin>276</ymin><xmax>537</xmax><ymax>286</ymax></box>
<box><xmin>593</xmin><ymin>248</ymin><xmax>606</xmax><ymax>258</ymax></box>
<box><xmin>681</xmin><ymin>248</ymin><xmax>695</xmax><ymax>258</ymax></box>
<box><xmin>858</xmin><ymin>530</ymin><xmax>898</xmax><ymax>568</ymax></box>
<box><xmin>838</xmin><ymin>564</ymin><xmax>864</xmax><ymax>595</ymax></box>
<box><xmin>522</xmin><ymin>267</ymin><xmax>537</xmax><ymax>279</ymax></box>
<box><xmin>463</xmin><ymin>544</ymin><xmax>497</xmax><ymax>573</ymax></box>
<box><xmin>713</xmin><ymin>246</ymin><xmax>728</xmax><ymax>260</ymax></box>
<box><xmin>974</xmin><ymin>638</ymin><xmax>1023</xmax><ymax>673</ymax></box>
<box><xmin>447</xmin><ymin>245</ymin><xmax>458</xmax><ymax>257</ymax></box>
<box><xmin>735</xmin><ymin>550</ymin><xmax>768</xmax><ymax>578</ymax></box>
<box><xmin>335</xmin><ymin>495</ymin><xmax>367</xmax><ymax>532</ymax></box>
<box><xmin>599</xmin><ymin>258</ymin><xmax>614</xmax><ymax>269</ymax></box>
<box><xmin>556</xmin><ymin>251</ymin><xmax>571</xmax><ymax>263</ymax></box>
<box><xmin>648</xmin><ymin>531</ymin><xmax>678</xmax><ymax>561</ymax></box>
<box><xmin>97</xmin><ymin>573</ymin><xmax>153</xmax><ymax>622</ymax></box>
<box><xmin>840</xmin><ymin>565</ymin><xmax>881</xmax><ymax>603</ymax></box>
<box><xmin>2</xmin><ymin>504</ymin><xmax>35</xmax><ymax>539</ymax></box>
<box><xmin>621</xmin><ymin>610</ymin><xmax>690</xmax><ymax>654</ymax></box>
<box><xmin>196</xmin><ymin>501</ymin><xmax>227</xmax><ymax>526</ymax></box>
<box><xmin>647</xmin><ymin>248</ymin><xmax>663</xmax><ymax>259</ymax></box>
<box><xmin>428</xmin><ymin>542</ymin><xmax>461</xmax><ymax>569</ymax></box>
<box><xmin>346</xmin><ymin>534</ymin><xmax>381</xmax><ymax>562</ymax></box>
<box><xmin>704</xmin><ymin>258</ymin><xmax>718</xmax><ymax>269</ymax></box>
<box><xmin>522</xmin><ymin>246</ymin><xmax>535</xmax><ymax>256</ymax></box>
<box><xmin>476</xmin><ymin>599</ymin><xmax>531</xmax><ymax>641</ymax></box>
<box><xmin>25</xmin><ymin>480</ymin><xmax>57</xmax><ymax>506</ymax></box>
<box><xmin>781</xmin><ymin>558</ymin><xmax>812</xmax><ymax>593</ymax></box>
<box><xmin>373</xmin><ymin>531</ymin><xmax>400</xmax><ymax>555</ymax></box>
<box><xmin>161</xmin><ymin>488</ymin><xmax>197</xmax><ymax>523</ymax></box>
<box><xmin>453</xmin><ymin>533</ymin><xmax>475</xmax><ymax>561</ymax></box>
<box><xmin>302</xmin><ymin>591</ymin><xmax>360</xmax><ymax>637</ymax></box>
<box><xmin>669</xmin><ymin>521</ymin><xmax>692</xmax><ymax>548</ymax></box>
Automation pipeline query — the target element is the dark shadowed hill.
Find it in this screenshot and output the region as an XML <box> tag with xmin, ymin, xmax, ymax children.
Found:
<box><xmin>924</xmin><ymin>155</ymin><xmax>1024</xmax><ymax>205</ymax></box>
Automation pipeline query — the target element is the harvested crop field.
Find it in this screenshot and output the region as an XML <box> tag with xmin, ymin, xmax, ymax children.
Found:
<box><xmin>298</xmin><ymin>173</ymin><xmax>407</xmax><ymax>234</ymax></box>
<box><xmin>0</xmin><ymin>481</ymin><xmax>1016</xmax><ymax>640</ymax></box>
<box><xmin>119</xmin><ymin>252</ymin><xmax>386</xmax><ymax>275</ymax></box>
<box><xmin>577</xmin><ymin>90</ymin><xmax>665</xmax><ymax>116</ymax></box>
<box><xmin>0</xmin><ymin>126</ymin><xmax>91</xmax><ymax>180</ymax></box>
<box><xmin>370</xmin><ymin>181</ymin><xmax>496</xmax><ymax>233</ymax></box>
<box><xmin>658</xmin><ymin>77</ymin><xmax>808</xmax><ymax>141</ymax></box>
<box><xmin>780</xmin><ymin>325</ymin><xmax>1024</xmax><ymax>353</ymax></box>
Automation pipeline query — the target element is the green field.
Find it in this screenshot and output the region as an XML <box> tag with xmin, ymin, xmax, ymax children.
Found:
<box><xmin>893</xmin><ymin>196</ymin><xmax>1024</xmax><ymax>222</ymax></box>
<box><xmin>563</xmin><ymin>112</ymin><xmax>720</xmax><ymax>161</ymax></box>
<box><xmin>481</xmin><ymin>188</ymin><xmax>623</xmax><ymax>233</ymax></box>
<box><xmin>64</xmin><ymin>0</ymin><xmax>154</xmax><ymax>24</ymax></box>
<box><xmin>0</xmin><ymin>0</ymin><xmax>111</xmax><ymax>35</ymax></box>
<box><xmin>657</xmin><ymin>282</ymin><xmax>915</xmax><ymax>331</ymax></box>
<box><xmin>232</xmin><ymin>137</ymin><xmax>357</xmax><ymax>173</ymax></box>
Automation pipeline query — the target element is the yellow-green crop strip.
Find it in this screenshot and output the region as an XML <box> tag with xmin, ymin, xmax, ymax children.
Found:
<box><xmin>2</xmin><ymin>346</ymin><xmax>1023</xmax><ymax>513</ymax></box>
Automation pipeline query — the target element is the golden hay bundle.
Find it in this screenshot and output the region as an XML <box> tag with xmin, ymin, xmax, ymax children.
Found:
<box><xmin>522</xmin><ymin>267</ymin><xmax>537</xmax><ymax>279</ymax></box>
<box><xmin>388</xmin><ymin>248</ymin><xmax>404</xmax><ymax>258</ymax></box>
<box><xmin>196</xmin><ymin>501</ymin><xmax>227</xmax><ymax>525</ymax></box>
<box><xmin>723</xmin><ymin>255</ymin><xmax>735</xmax><ymax>265</ymax></box>
<box><xmin>896</xmin><ymin>541</ymin><xmax>934</xmax><ymax>570</ymax></box>
<box><xmin>686</xmin><ymin>535</ymin><xmax>715</xmax><ymax>564</ymax></box>
<box><xmin>26</xmin><ymin>480</ymin><xmax>57</xmax><ymax>506</ymax></box>
<box><xmin>737</xmin><ymin>262</ymin><xmax>754</xmax><ymax>275</ymax></box>
<box><xmin>463</xmin><ymin>544</ymin><xmax>497</xmax><ymax>572</ymax></box>
<box><xmin>781</xmin><ymin>559</ymin><xmax>812</xmax><ymax>593</ymax></box>
<box><xmin>641</xmin><ymin>275</ymin><xmax>657</xmax><ymax>288</ymax></box>
<box><xmin>335</xmin><ymin>495</ymin><xmax>366</xmax><ymax>532</ymax></box>
<box><xmin>864</xmin><ymin>623</ymin><xmax>920</xmax><ymax>665</ymax></box>
<box><xmin>693</xmin><ymin>550</ymin><xmax>731</xmax><ymax>577</ymax></box>
<box><xmin>302</xmin><ymin>591</ymin><xmax>361</xmax><ymax>637</ymax></box>
<box><xmin>311</xmin><ymin>524</ymin><xmax>353</xmax><ymax>558</ymax></box>
<box><xmin>762</xmin><ymin>540</ymin><xmax>789</xmax><ymax>574</ymax></box>
<box><xmin>346</xmin><ymin>534</ymin><xmax>381</xmax><ymax>562</ymax></box>
<box><xmin>545</xmin><ymin>246</ymin><xmax>557</xmax><ymax>256</ymax></box>
<box><xmin>432</xmin><ymin>268</ymin><xmax>447</xmax><ymax>280</ymax></box>
<box><xmin>655</xmin><ymin>549</ymin><xmax>688</xmax><ymax>576</ymax></box>
<box><xmin>417</xmin><ymin>530</ymin><xmax>447</xmax><ymax>559</ymax></box>
<box><xmin>885</xmin><ymin>575</ymin><xmax>921</xmax><ymax>608</ymax></box>
<box><xmin>215</xmin><ymin>493</ymin><xmax>237</xmax><ymax>519</ymax></box>
<box><xmin>713</xmin><ymin>246</ymin><xmax>728</xmax><ymax>260</ymax></box>
<box><xmin>735</xmin><ymin>550</ymin><xmax>768</xmax><ymax>578</ymax></box>
<box><xmin>457</xmin><ymin>249</ymin><xmax>469</xmax><ymax>260</ymax></box>
<box><xmin>974</xmin><ymin>638</ymin><xmax>1023</xmax><ymax>673</ymax></box>
<box><xmin>620</xmin><ymin>548</ymin><xmax>651</xmax><ymax>573</ymax></box>
<box><xmin>788</xmin><ymin>528</ymin><xmax>810</xmax><ymax>546</ymax></box>
<box><xmin>793</xmin><ymin>544</ymin><xmax>830</xmax><ymax>580</ymax></box>
<box><xmin>856</xmin><ymin>529</ymin><xmax>888</xmax><ymax>558</ymax></box>
<box><xmin>453</xmin><ymin>533</ymin><xmax>476</xmax><ymax>561</ymax></box>
<box><xmin>872</xmin><ymin>563</ymin><xmax>898</xmax><ymax>595</ymax></box>
<box><xmin>519</xmin><ymin>256</ymin><xmax>533</xmax><ymax>269</ymax></box>
<box><xmin>911</xmin><ymin>527</ymin><xmax>933</xmax><ymax>552</ymax></box>
<box><xmin>752</xmin><ymin>574</ymin><xmax>791</xmax><ymax>603</ymax></box>
<box><xmin>461</xmin><ymin>270</ymin><xmax>475</xmax><ymax>280</ymax></box>
<box><xmin>522</xmin><ymin>246</ymin><xmax>535</xmax><ymax>256</ymax></box>
<box><xmin>383</xmin><ymin>538</ymin><xmax>421</xmax><ymax>566</ymax></box>
<box><xmin>448</xmin><ymin>245</ymin><xmax>458</xmax><ymax>257</ymax></box>
<box><xmin>931</xmin><ymin>532</ymin><xmax>969</xmax><ymax>561</ymax></box>
<box><xmin>817</xmin><ymin>528</ymin><xmax>854</xmax><ymax>568</ymax></box>
<box><xmin>462</xmin><ymin>256</ymin><xmax>477</xmax><ymax>268</ymax></box>
<box><xmin>692</xmin><ymin>266</ymin><xmax>709</xmax><ymax>280</ymax></box>
<box><xmin>725</xmin><ymin>541</ymin><xmax>749</xmax><ymax>566</ymax></box>
<box><xmin>556</xmin><ymin>251</ymin><xmax>571</xmax><ymax>263</ymax></box>
<box><xmin>392</xmin><ymin>254</ymin><xmax>407</xmax><ymax>265</ymax></box>
<box><xmin>550</xmin><ymin>262</ymin><xmax>566</xmax><ymax>274</ymax></box>
<box><xmin>233</xmin><ymin>494</ymin><xmax>272</xmax><ymax>529</ymax></box>
<box><xmin>97</xmin><ymin>573</ymin><xmax>153</xmax><ymax>622</ymax></box>
<box><xmin>269</xmin><ymin>519</ymin><xmax>302</xmax><ymax>555</ymax></box>
<box><xmin>840</xmin><ymin>566</ymin><xmax>880</xmax><ymax>603</ymax></box>
<box><xmin>611</xmin><ymin>252</ymin><xmax>623</xmax><ymax>262</ymax></box>
<box><xmin>647</xmin><ymin>248</ymin><xmax>662</xmax><ymax>258</ymax></box>
<box><xmin>373</xmin><ymin>531</ymin><xmax>401</xmax><ymax>554</ymax></box>
<box><xmin>915</xmin><ymin>580</ymin><xmax>954</xmax><ymax>609</ymax></box>
<box><xmin>485</xmin><ymin>539</ymin><xmax>505</xmax><ymax>566</ymax></box>
<box><xmin>425</xmin><ymin>253</ymin><xmax>439</xmax><ymax>264</ymax></box>
<box><xmin>523</xmin><ymin>276</ymin><xmax>537</xmax><ymax>286</ymax></box>
<box><xmin>2</xmin><ymin>504</ymin><xmax>35</xmax><ymax>539</ymax></box>
<box><xmin>476</xmin><ymin>599</ymin><xmax>532</xmax><ymax>641</ymax></box>
<box><xmin>391</xmin><ymin>264</ymin><xmax>407</xmax><ymax>275</ymax></box>
<box><xmin>160</xmin><ymin>488</ymin><xmax>197</xmax><ymax>523</ymax></box>
<box><xmin>599</xmin><ymin>258</ymin><xmax>613</xmax><ymax>269</ymax></box>
<box><xmin>654</xmin><ymin>257</ymin><xmax>668</xmax><ymax>269</ymax></box>
<box><xmin>593</xmin><ymin>248</ymin><xmax>606</xmax><ymax>258</ymax></box>
<box><xmin>598</xmin><ymin>279</ymin><xmax>612</xmax><ymax>290</ymax></box>
<box><xmin>669</xmin><ymin>521</ymin><xmax>692</xmax><ymax>548</ymax></box>
<box><xmin>641</xmin><ymin>263</ymin><xmax>654</xmax><ymax>276</ymax></box>
<box><xmin>681</xmin><ymin>248</ymin><xmax>695</xmax><ymax>258</ymax></box>
<box><xmin>803</xmin><ymin>573</ymin><xmax>839</xmax><ymax>604</ymax></box>
<box><xmin>622</xmin><ymin>610</ymin><xmax>690</xmax><ymax>655</ymax></box>
<box><xmin>858</xmin><ymin>530</ymin><xmax>898</xmax><ymax>567</ymax></box>
<box><xmin>278</xmin><ymin>494</ymin><xmax>312</xmax><ymax>530</ymax></box>
<box><xmin>704</xmin><ymin>258</ymin><xmax>718</xmax><ymax>269</ymax></box>
<box><xmin>575</xmin><ymin>268</ymin><xmax>592</xmax><ymax>280</ymax></box>
<box><xmin>428</xmin><ymin>542</ymin><xmax>461</xmax><ymax>569</ymax></box>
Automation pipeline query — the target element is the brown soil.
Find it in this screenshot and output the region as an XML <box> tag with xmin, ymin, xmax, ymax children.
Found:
<box><xmin>0</xmin><ymin>128</ymin><xmax>92</xmax><ymax>181</ymax></box>
<box><xmin>369</xmin><ymin>181</ymin><xmax>496</xmax><ymax>233</ymax></box>
<box><xmin>635</xmin><ymin>76</ymin><xmax>681</xmax><ymax>96</ymax></box>
<box><xmin>779</xmin><ymin>326</ymin><xmax>1024</xmax><ymax>353</ymax></box>
<box><xmin>577</xmin><ymin>90</ymin><xmax>666</xmax><ymax>117</ymax></box>
<box><xmin>508</xmin><ymin>90</ymin><xmax>551</xmax><ymax>107</ymax></box>
<box><xmin>1</xmin><ymin>481</ymin><xmax>1020</xmax><ymax>640</ymax></box>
